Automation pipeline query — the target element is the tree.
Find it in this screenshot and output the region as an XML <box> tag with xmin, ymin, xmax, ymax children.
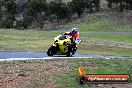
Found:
<box><xmin>49</xmin><ymin>0</ymin><xmax>70</xmax><ymax>21</ymax></box>
<box><xmin>17</xmin><ymin>0</ymin><xmax>48</xmax><ymax>28</ymax></box>
<box><xmin>124</xmin><ymin>0</ymin><xmax>132</xmax><ymax>9</ymax></box>
<box><xmin>69</xmin><ymin>0</ymin><xmax>85</xmax><ymax>18</ymax></box>
<box><xmin>85</xmin><ymin>0</ymin><xmax>100</xmax><ymax>12</ymax></box>
<box><xmin>106</xmin><ymin>0</ymin><xmax>125</xmax><ymax>12</ymax></box>
<box><xmin>0</xmin><ymin>0</ymin><xmax>3</xmax><ymax>22</ymax></box>
<box><xmin>1</xmin><ymin>0</ymin><xmax>16</xmax><ymax>28</ymax></box>
<box><xmin>92</xmin><ymin>0</ymin><xmax>100</xmax><ymax>11</ymax></box>
<box><xmin>25</xmin><ymin>0</ymin><xmax>47</xmax><ymax>20</ymax></box>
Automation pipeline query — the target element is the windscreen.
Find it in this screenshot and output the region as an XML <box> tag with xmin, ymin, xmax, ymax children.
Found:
<box><xmin>58</xmin><ymin>35</ymin><xmax>66</xmax><ymax>40</ymax></box>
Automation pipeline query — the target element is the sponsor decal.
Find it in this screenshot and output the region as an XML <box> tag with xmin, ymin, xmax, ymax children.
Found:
<box><xmin>76</xmin><ymin>66</ymin><xmax>131</xmax><ymax>84</ymax></box>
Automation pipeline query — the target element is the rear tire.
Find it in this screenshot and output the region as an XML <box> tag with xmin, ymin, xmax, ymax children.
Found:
<box><xmin>66</xmin><ymin>46</ymin><xmax>76</xmax><ymax>57</ymax></box>
<box><xmin>66</xmin><ymin>52</ymin><xmax>73</xmax><ymax>57</ymax></box>
<box><xmin>47</xmin><ymin>46</ymin><xmax>57</xmax><ymax>56</ymax></box>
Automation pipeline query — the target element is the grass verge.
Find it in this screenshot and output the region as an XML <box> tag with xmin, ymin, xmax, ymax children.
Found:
<box><xmin>0</xmin><ymin>58</ymin><xmax>131</xmax><ymax>88</ymax></box>
<box><xmin>0</xmin><ymin>29</ymin><xmax>132</xmax><ymax>56</ymax></box>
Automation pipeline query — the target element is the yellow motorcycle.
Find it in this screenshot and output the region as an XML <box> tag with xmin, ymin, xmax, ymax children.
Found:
<box><xmin>47</xmin><ymin>35</ymin><xmax>81</xmax><ymax>57</ymax></box>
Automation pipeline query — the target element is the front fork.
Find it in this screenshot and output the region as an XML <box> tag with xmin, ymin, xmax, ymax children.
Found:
<box><xmin>52</xmin><ymin>43</ymin><xmax>60</xmax><ymax>52</ymax></box>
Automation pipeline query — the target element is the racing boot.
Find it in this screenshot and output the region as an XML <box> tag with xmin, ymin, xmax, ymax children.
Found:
<box><xmin>72</xmin><ymin>47</ymin><xmax>77</xmax><ymax>55</ymax></box>
<box><xmin>66</xmin><ymin>44</ymin><xmax>73</xmax><ymax>57</ymax></box>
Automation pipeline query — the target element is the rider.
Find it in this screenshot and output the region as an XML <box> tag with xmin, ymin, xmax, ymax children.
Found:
<box><xmin>64</xmin><ymin>27</ymin><xmax>80</xmax><ymax>55</ymax></box>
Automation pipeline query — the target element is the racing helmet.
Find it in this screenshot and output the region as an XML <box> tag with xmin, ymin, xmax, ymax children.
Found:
<box><xmin>71</xmin><ymin>28</ymin><xmax>78</xmax><ymax>35</ymax></box>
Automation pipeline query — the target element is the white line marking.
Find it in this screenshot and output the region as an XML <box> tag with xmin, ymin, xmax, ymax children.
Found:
<box><xmin>0</xmin><ymin>57</ymin><xmax>94</xmax><ymax>61</ymax></box>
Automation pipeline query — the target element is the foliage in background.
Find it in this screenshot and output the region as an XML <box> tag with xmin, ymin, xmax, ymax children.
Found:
<box><xmin>107</xmin><ymin>0</ymin><xmax>132</xmax><ymax>12</ymax></box>
<box><xmin>0</xmin><ymin>0</ymin><xmax>100</xmax><ymax>29</ymax></box>
<box><xmin>49</xmin><ymin>0</ymin><xmax>70</xmax><ymax>21</ymax></box>
<box><xmin>0</xmin><ymin>0</ymin><xmax>16</xmax><ymax>28</ymax></box>
<box><xmin>0</xmin><ymin>0</ymin><xmax>132</xmax><ymax>29</ymax></box>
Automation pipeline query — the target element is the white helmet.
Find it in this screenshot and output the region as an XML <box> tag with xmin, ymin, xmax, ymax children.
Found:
<box><xmin>71</xmin><ymin>28</ymin><xmax>78</xmax><ymax>34</ymax></box>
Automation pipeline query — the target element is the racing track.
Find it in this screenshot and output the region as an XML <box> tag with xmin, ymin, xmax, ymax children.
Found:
<box><xmin>0</xmin><ymin>32</ymin><xmax>132</xmax><ymax>61</ymax></box>
<box><xmin>0</xmin><ymin>51</ymin><xmax>132</xmax><ymax>61</ymax></box>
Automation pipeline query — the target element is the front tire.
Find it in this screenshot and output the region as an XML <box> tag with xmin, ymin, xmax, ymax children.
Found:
<box><xmin>47</xmin><ymin>46</ymin><xmax>57</xmax><ymax>56</ymax></box>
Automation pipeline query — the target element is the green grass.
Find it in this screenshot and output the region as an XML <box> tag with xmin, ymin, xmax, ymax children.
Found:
<box><xmin>81</xmin><ymin>33</ymin><xmax>132</xmax><ymax>44</ymax></box>
<box><xmin>57</xmin><ymin>72</ymin><xmax>88</xmax><ymax>88</ymax></box>
<box><xmin>62</xmin><ymin>12</ymin><xmax>132</xmax><ymax>32</ymax></box>
<box><xmin>55</xmin><ymin>58</ymin><xmax>132</xmax><ymax>88</ymax></box>
<box><xmin>0</xmin><ymin>29</ymin><xmax>132</xmax><ymax>56</ymax></box>
<box><xmin>0</xmin><ymin>58</ymin><xmax>131</xmax><ymax>88</ymax></box>
<box><xmin>78</xmin><ymin>46</ymin><xmax>132</xmax><ymax>56</ymax></box>
<box><xmin>0</xmin><ymin>29</ymin><xmax>63</xmax><ymax>52</ymax></box>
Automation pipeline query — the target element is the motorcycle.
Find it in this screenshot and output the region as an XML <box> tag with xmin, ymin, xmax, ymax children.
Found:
<box><xmin>47</xmin><ymin>35</ymin><xmax>81</xmax><ymax>57</ymax></box>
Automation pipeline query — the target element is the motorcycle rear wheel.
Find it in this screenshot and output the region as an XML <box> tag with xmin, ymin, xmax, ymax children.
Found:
<box><xmin>66</xmin><ymin>52</ymin><xmax>73</xmax><ymax>57</ymax></box>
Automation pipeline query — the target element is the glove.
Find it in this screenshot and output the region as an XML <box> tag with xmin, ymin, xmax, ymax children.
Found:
<box><xmin>64</xmin><ymin>33</ymin><xmax>69</xmax><ymax>35</ymax></box>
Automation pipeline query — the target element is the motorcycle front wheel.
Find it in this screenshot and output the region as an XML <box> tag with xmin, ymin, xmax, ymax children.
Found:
<box><xmin>47</xmin><ymin>46</ymin><xmax>57</xmax><ymax>56</ymax></box>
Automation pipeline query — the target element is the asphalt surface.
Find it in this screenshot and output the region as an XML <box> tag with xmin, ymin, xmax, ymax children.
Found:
<box><xmin>0</xmin><ymin>51</ymin><xmax>132</xmax><ymax>61</ymax></box>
